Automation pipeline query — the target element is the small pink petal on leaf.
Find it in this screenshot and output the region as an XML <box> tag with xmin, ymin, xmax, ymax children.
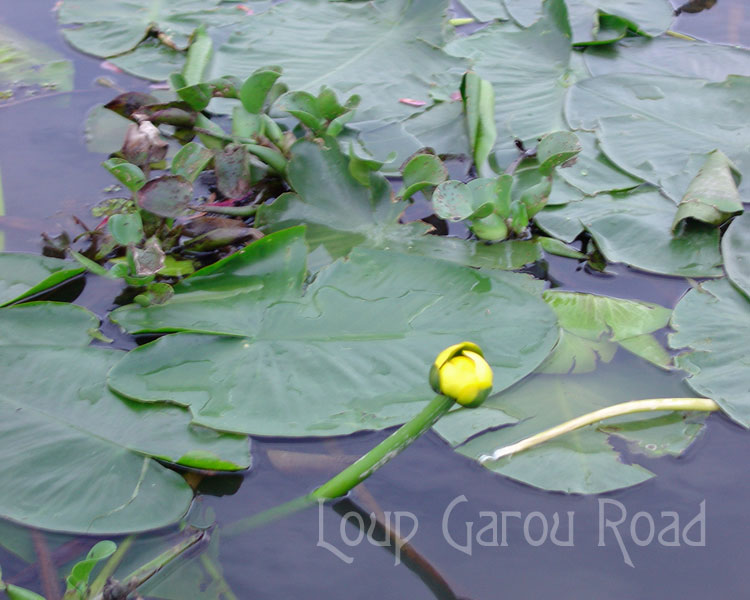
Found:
<box><xmin>399</xmin><ymin>98</ymin><xmax>427</xmax><ymax>107</ymax></box>
<box><xmin>450</xmin><ymin>91</ymin><xmax>461</xmax><ymax>101</ymax></box>
<box><xmin>100</xmin><ymin>61</ymin><xmax>123</xmax><ymax>74</ymax></box>
<box><xmin>236</xmin><ymin>4</ymin><xmax>254</xmax><ymax>14</ymax></box>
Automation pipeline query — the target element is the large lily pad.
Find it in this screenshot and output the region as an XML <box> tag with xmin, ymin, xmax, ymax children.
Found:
<box><xmin>108</xmin><ymin>227</ymin><xmax>559</xmax><ymax>437</ymax></box>
<box><xmin>0</xmin><ymin>302</ymin><xmax>250</xmax><ymax>534</ymax></box>
<box><xmin>535</xmin><ymin>188</ymin><xmax>723</xmax><ymax>277</ymax></box>
<box><xmin>566</xmin><ymin>73</ymin><xmax>750</xmax><ymax>203</ymax></box>
<box><xmin>0</xmin><ymin>253</ymin><xmax>84</xmax><ymax>307</ymax></box>
<box><xmin>454</xmin><ymin>353</ymin><xmax>707</xmax><ymax>494</ymax></box>
<box><xmin>584</xmin><ymin>37</ymin><xmax>750</xmax><ymax>80</ymax></box>
<box><xmin>256</xmin><ymin>138</ymin><xmax>542</xmax><ymax>272</ymax></box>
<box><xmin>445</xmin><ymin>0</ymin><xmax>576</xmax><ymax>165</ymax></box>
<box><xmin>503</xmin><ymin>0</ymin><xmax>673</xmax><ymax>43</ymax></box>
<box><xmin>670</xmin><ymin>279</ymin><xmax>750</xmax><ymax>428</ymax></box>
<box><xmin>209</xmin><ymin>0</ymin><xmax>466</xmax><ymax>124</ymax></box>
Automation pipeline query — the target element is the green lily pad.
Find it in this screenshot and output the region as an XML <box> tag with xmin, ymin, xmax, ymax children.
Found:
<box><xmin>535</xmin><ymin>188</ymin><xmax>723</xmax><ymax>277</ymax></box>
<box><xmin>503</xmin><ymin>0</ymin><xmax>673</xmax><ymax>43</ymax></box>
<box><xmin>256</xmin><ymin>138</ymin><xmax>541</xmax><ymax>272</ymax></box>
<box><xmin>455</xmin><ymin>353</ymin><xmax>706</xmax><ymax>494</ymax></box>
<box><xmin>722</xmin><ymin>212</ymin><xmax>750</xmax><ymax>298</ymax></box>
<box><xmin>445</xmin><ymin>0</ymin><xmax>577</xmax><ymax>166</ymax></box>
<box><xmin>0</xmin><ymin>254</ymin><xmax>84</xmax><ymax>307</ymax></box>
<box><xmin>539</xmin><ymin>291</ymin><xmax>672</xmax><ymax>374</ymax></box>
<box><xmin>584</xmin><ymin>37</ymin><xmax>750</xmax><ymax>80</ymax></box>
<box><xmin>0</xmin><ymin>302</ymin><xmax>250</xmax><ymax>534</ymax></box>
<box><xmin>457</xmin><ymin>0</ymin><xmax>510</xmax><ymax>21</ymax></box>
<box><xmin>566</xmin><ymin>74</ymin><xmax>750</xmax><ymax>203</ymax></box>
<box><xmin>58</xmin><ymin>0</ymin><xmax>245</xmax><ymax>58</ymax></box>
<box><xmin>108</xmin><ymin>227</ymin><xmax>559</xmax><ymax>437</ymax></box>
<box><xmin>0</xmin><ymin>24</ymin><xmax>73</xmax><ymax>97</ymax></box>
<box><xmin>670</xmin><ymin>279</ymin><xmax>750</xmax><ymax>428</ymax></box>
<box><xmin>209</xmin><ymin>0</ymin><xmax>466</xmax><ymax>124</ymax></box>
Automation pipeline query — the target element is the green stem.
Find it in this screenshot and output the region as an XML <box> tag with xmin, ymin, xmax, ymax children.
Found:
<box><xmin>313</xmin><ymin>395</ymin><xmax>453</xmax><ymax>499</ymax></box>
<box><xmin>189</xmin><ymin>204</ymin><xmax>259</xmax><ymax>217</ymax></box>
<box><xmin>199</xmin><ymin>554</ymin><xmax>238</xmax><ymax>600</ymax></box>
<box><xmin>88</xmin><ymin>536</ymin><xmax>134</xmax><ymax>597</ymax></box>
<box><xmin>479</xmin><ymin>397</ymin><xmax>719</xmax><ymax>463</ymax></box>
<box><xmin>227</xmin><ymin>395</ymin><xmax>455</xmax><ymax>536</ymax></box>
<box><xmin>89</xmin><ymin>530</ymin><xmax>206</xmax><ymax>600</ymax></box>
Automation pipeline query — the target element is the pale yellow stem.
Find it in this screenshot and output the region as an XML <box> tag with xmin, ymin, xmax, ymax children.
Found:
<box><xmin>478</xmin><ymin>398</ymin><xmax>720</xmax><ymax>464</ymax></box>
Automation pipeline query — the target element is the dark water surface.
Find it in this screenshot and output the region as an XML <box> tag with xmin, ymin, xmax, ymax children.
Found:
<box><xmin>0</xmin><ymin>2</ymin><xmax>748</xmax><ymax>599</ymax></box>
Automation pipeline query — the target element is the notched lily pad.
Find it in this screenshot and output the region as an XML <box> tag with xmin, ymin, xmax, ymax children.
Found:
<box><xmin>0</xmin><ymin>254</ymin><xmax>84</xmax><ymax>307</ymax></box>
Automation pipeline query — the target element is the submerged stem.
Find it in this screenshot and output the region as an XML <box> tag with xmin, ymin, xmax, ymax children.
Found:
<box><xmin>479</xmin><ymin>397</ymin><xmax>720</xmax><ymax>463</ymax></box>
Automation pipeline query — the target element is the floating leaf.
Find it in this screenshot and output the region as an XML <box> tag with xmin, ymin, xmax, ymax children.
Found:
<box><xmin>445</xmin><ymin>0</ymin><xmax>576</xmax><ymax>165</ymax></box>
<box><xmin>0</xmin><ymin>24</ymin><xmax>73</xmax><ymax>96</ymax></box>
<box><xmin>722</xmin><ymin>212</ymin><xmax>750</xmax><ymax>298</ymax></box>
<box><xmin>503</xmin><ymin>0</ymin><xmax>673</xmax><ymax>43</ymax></box>
<box><xmin>138</xmin><ymin>175</ymin><xmax>193</xmax><ymax>218</ymax></box>
<box><xmin>209</xmin><ymin>0</ymin><xmax>466</xmax><ymax>124</ymax></box>
<box><xmin>58</xmin><ymin>0</ymin><xmax>244</xmax><ymax>58</ymax></box>
<box><xmin>670</xmin><ymin>279</ymin><xmax>750</xmax><ymax>427</ymax></box>
<box><xmin>0</xmin><ymin>302</ymin><xmax>250</xmax><ymax>533</ymax></box>
<box><xmin>672</xmin><ymin>150</ymin><xmax>742</xmax><ymax>232</ymax></box>
<box><xmin>108</xmin><ymin>227</ymin><xmax>558</xmax><ymax>437</ymax></box>
<box><xmin>0</xmin><ymin>254</ymin><xmax>84</xmax><ymax>307</ymax></box>
<box><xmin>539</xmin><ymin>291</ymin><xmax>672</xmax><ymax>374</ymax></box>
<box><xmin>257</xmin><ymin>138</ymin><xmax>541</xmax><ymax>272</ymax></box>
<box><xmin>535</xmin><ymin>188</ymin><xmax>723</xmax><ymax>277</ymax></box>
<box><xmin>584</xmin><ymin>37</ymin><xmax>750</xmax><ymax>81</ymax></box>
<box><xmin>457</xmin><ymin>0</ymin><xmax>510</xmax><ymax>21</ymax></box>
<box><xmin>455</xmin><ymin>354</ymin><xmax>706</xmax><ymax>494</ymax></box>
<box><xmin>239</xmin><ymin>66</ymin><xmax>282</xmax><ymax>114</ymax></box>
<box><xmin>432</xmin><ymin>179</ymin><xmax>497</xmax><ymax>222</ymax></box>
<box><xmin>566</xmin><ymin>74</ymin><xmax>750</xmax><ymax>202</ymax></box>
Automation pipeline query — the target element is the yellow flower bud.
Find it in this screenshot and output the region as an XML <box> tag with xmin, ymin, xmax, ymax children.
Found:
<box><xmin>429</xmin><ymin>342</ymin><xmax>493</xmax><ymax>407</ymax></box>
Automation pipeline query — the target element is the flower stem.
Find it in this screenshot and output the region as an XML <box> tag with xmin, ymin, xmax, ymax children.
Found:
<box><xmin>226</xmin><ymin>395</ymin><xmax>455</xmax><ymax>536</ymax></box>
<box><xmin>313</xmin><ymin>394</ymin><xmax>454</xmax><ymax>499</ymax></box>
<box><xmin>479</xmin><ymin>397</ymin><xmax>719</xmax><ymax>463</ymax></box>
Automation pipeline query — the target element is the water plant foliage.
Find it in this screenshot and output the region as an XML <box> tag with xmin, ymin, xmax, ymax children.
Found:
<box><xmin>0</xmin><ymin>0</ymin><xmax>744</xmax><ymax>546</ymax></box>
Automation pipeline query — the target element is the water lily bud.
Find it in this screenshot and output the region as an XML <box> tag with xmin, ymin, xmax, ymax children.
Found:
<box><xmin>429</xmin><ymin>342</ymin><xmax>493</xmax><ymax>407</ymax></box>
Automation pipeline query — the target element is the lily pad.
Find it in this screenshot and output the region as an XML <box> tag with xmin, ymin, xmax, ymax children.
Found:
<box><xmin>584</xmin><ymin>37</ymin><xmax>750</xmax><ymax>81</ymax></box>
<box><xmin>455</xmin><ymin>353</ymin><xmax>706</xmax><ymax>494</ymax></box>
<box><xmin>722</xmin><ymin>212</ymin><xmax>750</xmax><ymax>298</ymax></box>
<box><xmin>0</xmin><ymin>24</ymin><xmax>73</xmax><ymax>96</ymax></box>
<box><xmin>445</xmin><ymin>0</ymin><xmax>577</xmax><ymax>165</ymax></box>
<box><xmin>108</xmin><ymin>228</ymin><xmax>559</xmax><ymax>437</ymax></box>
<box><xmin>256</xmin><ymin>138</ymin><xmax>541</xmax><ymax>272</ymax></box>
<box><xmin>0</xmin><ymin>254</ymin><xmax>84</xmax><ymax>307</ymax></box>
<box><xmin>457</xmin><ymin>0</ymin><xmax>510</xmax><ymax>21</ymax></box>
<box><xmin>58</xmin><ymin>0</ymin><xmax>244</xmax><ymax>59</ymax></box>
<box><xmin>670</xmin><ymin>279</ymin><xmax>750</xmax><ymax>428</ymax></box>
<box><xmin>503</xmin><ymin>0</ymin><xmax>673</xmax><ymax>43</ymax></box>
<box><xmin>566</xmin><ymin>73</ymin><xmax>750</xmax><ymax>203</ymax></box>
<box><xmin>539</xmin><ymin>291</ymin><xmax>672</xmax><ymax>374</ymax></box>
<box><xmin>535</xmin><ymin>188</ymin><xmax>723</xmax><ymax>277</ymax></box>
<box><xmin>0</xmin><ymin>302</ymin><xmax>250</xmax><ymax>534</ymax></box>
<box><xmin>209</xmin><ymin>0</ymin><xmax>466</xmax><ymax>124</ymax></box>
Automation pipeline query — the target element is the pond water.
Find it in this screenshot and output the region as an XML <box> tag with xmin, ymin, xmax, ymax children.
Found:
<box><xmin>0</xmin><ymin>1</ymin><xmax>749</xmax><ymax>599</ymax></box>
